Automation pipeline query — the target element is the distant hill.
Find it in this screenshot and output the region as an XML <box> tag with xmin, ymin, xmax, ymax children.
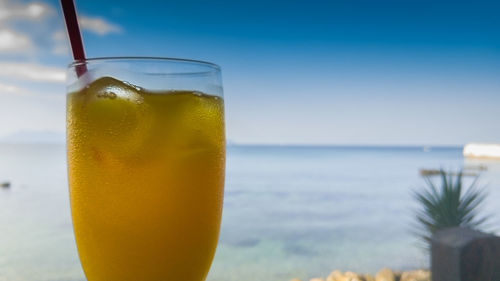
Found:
<box><xmin>0</xmin><ymin>130</ymin><xmax>65</xmax><ymax>144</ymax></box>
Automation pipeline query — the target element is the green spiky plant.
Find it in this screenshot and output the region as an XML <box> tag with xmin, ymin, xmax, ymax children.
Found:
<box><xmin>414</xmin><ymin>169</ymin><xmax>489</xmax><ymax>245</ymax></box>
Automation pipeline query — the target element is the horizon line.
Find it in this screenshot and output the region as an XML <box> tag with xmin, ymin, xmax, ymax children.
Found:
<box><xmin>227</xmin><ymin>143</ymin><xmax>464</xmax><ymax>148</ymax></box>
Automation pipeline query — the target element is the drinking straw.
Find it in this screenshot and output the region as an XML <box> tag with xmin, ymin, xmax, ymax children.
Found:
<box><xmin>60</xmin><ymin>0</ymin><xmax>87</xmax><ymax>77</ymax></box>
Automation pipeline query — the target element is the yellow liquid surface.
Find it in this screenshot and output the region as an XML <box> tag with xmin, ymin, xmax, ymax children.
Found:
<box><xmin>67</xmin><ymin>77</ymin><xmax>225</xmax><ymax>281</ymax></box>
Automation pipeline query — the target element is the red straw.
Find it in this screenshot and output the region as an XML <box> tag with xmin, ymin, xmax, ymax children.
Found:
<box><xmin>60</xmin><ymin>0</ymin><xmax>87</xmax><ymax>77</ymax></box>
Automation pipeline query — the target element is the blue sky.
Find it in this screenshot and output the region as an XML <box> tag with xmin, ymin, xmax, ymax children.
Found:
<box><xmin>0</xmin><ymin>0</ymin><xmax>499</xmax><ymax>145</ymax></box>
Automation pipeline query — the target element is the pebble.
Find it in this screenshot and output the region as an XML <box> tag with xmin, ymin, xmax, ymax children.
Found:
<box><xmin>327</xmin><ymin>270</ymin><xmax>343</xmax><ymax>281</ymax></box>
<box><xmin>363</xmin><ymin>274</ymin><xmax>375</xmax><ymax>281</ymax></box>
<box><xmin>400</xmin><ymin>270</ymin><xmax>431</xmax><ymax>281</ymax></box>
<box><xmin>375</xmin><ymin>268</ymin><xmax>395</xmax><ymax>281</ymax></box>
<box><xmin>293</xmin><ymin>268</ymin><xmax>430</xmax><ymax>281</ymax></box>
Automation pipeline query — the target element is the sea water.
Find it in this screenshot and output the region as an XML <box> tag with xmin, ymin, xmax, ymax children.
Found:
<box><xmin>1</xmin><ymin>144</ymin><xmax>499</xmax><ymax>281</ymax></box>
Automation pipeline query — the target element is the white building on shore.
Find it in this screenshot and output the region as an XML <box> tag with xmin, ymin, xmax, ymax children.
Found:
<box><xmin>463</xmin><ymin>143</ymin><xmax>500</xmax><ymax>159</ymax></box>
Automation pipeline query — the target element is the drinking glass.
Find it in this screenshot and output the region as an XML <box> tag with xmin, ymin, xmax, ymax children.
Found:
<box><xmin>66</xmin><ymin>57</ymin><xmax>225</xmax><ymax>281</ymax></box>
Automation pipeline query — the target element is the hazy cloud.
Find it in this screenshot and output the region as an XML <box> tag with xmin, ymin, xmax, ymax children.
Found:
<box><xmin>0</xmin><ymin>0</ymin><xmax>52</xmax><ymax>54</ymax></box>
<box><xmin>79</xmin><ymin>15</ymin><xmax>122</xmax><ymax>36</ymax></box>
<box><xmin>52</xmin><ymin>30</ymin><xmax>66</xmax><ymax>41</ymax></box>
<box><xmin>0</xmin><ymin>62</ymin><xmax>65</xmax><ymax>82</ymax></box>
<box><xmin>0</xmin><ymin>82</ymin><xmax>21</xmax><ymax>93</ymax></box>
<box><xmin>0</xmin><ymin>29</ymin><xmax>33</xmax><ymax>52</ymax></box>
<box><xmin>52</xmin><ymin>44</ymin><xmax>69</xmax><ymax>56</ymax></box>
<box><xmin>0</xmin><ymin>0</ymin><xmax>53</xmax><ymax>23</ymax></box>
<box><xmin>0</xmin><ymin>1</ymin><xmax>122</xmax><ymax>55</ymax></box>
<box><xmin>0</xmin><ymin>82</ymin><xmax>34</xmax><ymax>97</ymax></box>
<box><xmin>51</xmin><ymin>30</ymin><xmax>69</xmax><ymax>56</ymax></box>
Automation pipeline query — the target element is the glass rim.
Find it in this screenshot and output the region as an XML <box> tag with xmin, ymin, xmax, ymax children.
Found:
<box><xmin>68</xmin><ymin>56</ymin><xmax>221</xmax><ymax>71</ymax></box>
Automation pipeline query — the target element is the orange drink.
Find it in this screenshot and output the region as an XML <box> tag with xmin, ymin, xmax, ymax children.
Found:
<box><xmin>66</xmin><ymin>61</ymin><xmax>224</xmax><ymax>281</ymax></box>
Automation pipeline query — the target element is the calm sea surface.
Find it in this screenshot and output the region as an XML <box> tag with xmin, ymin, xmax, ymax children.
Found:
<box><xmin>1</xmin><ymin>144</ymin><xmax>499</xmax><ymax>281</ymax></box>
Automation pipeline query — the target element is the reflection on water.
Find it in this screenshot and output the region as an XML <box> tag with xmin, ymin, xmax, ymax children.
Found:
<box><xmin>0</xmin><ymin>144</ymin><xmax>499</xmax><ymax>281</ymax></box>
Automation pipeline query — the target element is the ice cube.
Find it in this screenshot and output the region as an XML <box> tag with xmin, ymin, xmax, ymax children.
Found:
<box><xmin>79</xmin><ymin>77</ymin><xmax>153</xmax><ymax>158</ymax></box>
<box><xmin>85</xmin><ymin>77</ymin><xmax>144</xmax><ymax>104</ymax></box>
